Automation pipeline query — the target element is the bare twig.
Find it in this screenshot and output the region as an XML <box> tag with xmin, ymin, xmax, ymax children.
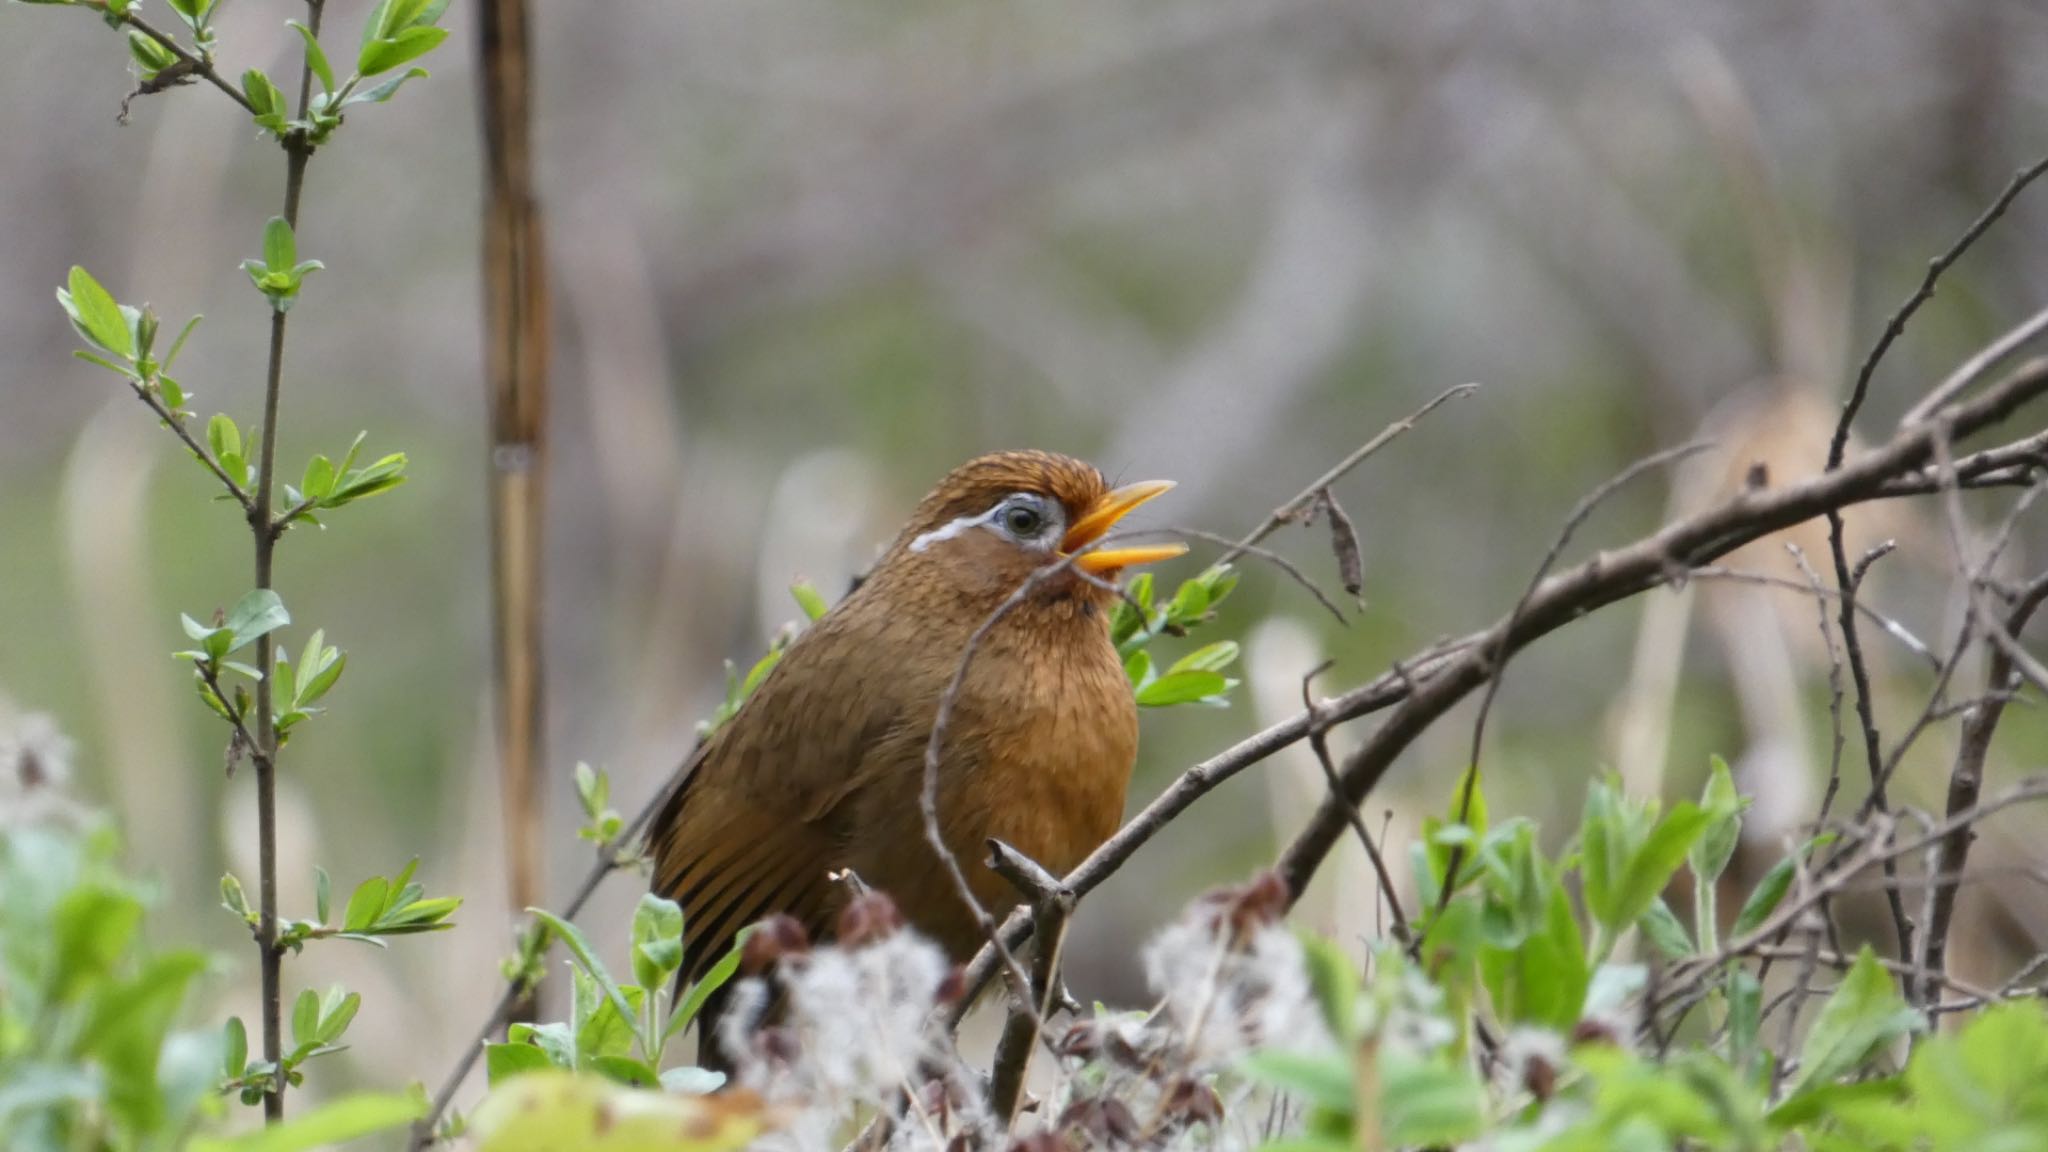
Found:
<box><xmin>1907</xmin><ymin>304</ymin><xmax>2048</xmax><ymax>428</ymax></box>
<box><xmin>1683</xmin><ymin>561</ymin><xmax>1938</xmax><ymax>669</ymax></box>
<box><xmin>1166</xmin><ymin>525</ymin><xmax>1348</xmax><ymax>623</ymax></box>
<box><xmin>1214</xmin><ymin>383</ymin><xmax>1479</xmax><ymax>568</ymax></box>
<box><xmin>1301</xmin><ymin>663</ymin><xmax>1408</xmax><ymax>944</ymax></box>
<box><xmin>1846</xmin><ymin>155</ymin><xmax>2048</xmax><ymax>446</ymax></box>
<box><xmin>1788</xmin><ymin>544</ymin><xmax>1852</xmax><ymax>828</ymax></box>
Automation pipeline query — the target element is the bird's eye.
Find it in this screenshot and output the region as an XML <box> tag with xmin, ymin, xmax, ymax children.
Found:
<box><xmin>999</xmin><ymin>500</ymin><xmax>1045</xmax><ymax>539</ymax></box>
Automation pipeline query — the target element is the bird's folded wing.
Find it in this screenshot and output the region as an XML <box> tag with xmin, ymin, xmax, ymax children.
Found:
<box><xmin>654</xmin><ymin>798</ymin><xmax>839</xmax><ymax>988</ymax></box>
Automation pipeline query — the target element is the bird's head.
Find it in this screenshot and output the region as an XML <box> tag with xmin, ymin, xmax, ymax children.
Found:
<box><xmin>873</xmin><ymin>450</ymin><xmax>1187</xmax><ymax>608</ymax></box>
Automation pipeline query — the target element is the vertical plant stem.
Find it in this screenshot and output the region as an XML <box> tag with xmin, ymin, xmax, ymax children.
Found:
<box><xmin>478</xmin><ymin>0</ymin><xmax>551</xmax><ymax>1021</ymax></box>
<box><xmin>249</xmin><ymin>0</ymin><xmax>324</xmax><ymax>1121</ymax></box>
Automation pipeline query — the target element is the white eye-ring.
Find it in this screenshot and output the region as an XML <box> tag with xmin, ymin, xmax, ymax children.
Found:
<box><xmin>908</xmin><ymin>492</ymin><xmax>1062</xmax><ymax>553</ymax></box>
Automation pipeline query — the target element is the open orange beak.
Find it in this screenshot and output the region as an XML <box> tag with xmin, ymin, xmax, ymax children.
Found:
<box><xmin>1063</xmin><ymin>480</ymin><xmax>1188</xmax><ymax>575</ymax></box>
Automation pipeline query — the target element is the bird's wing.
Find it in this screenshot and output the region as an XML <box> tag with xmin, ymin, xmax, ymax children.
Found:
<box><xmin>653</xmin><ymin>784</ymin><xmax>840</xmax><ymax>989</ymax></box>
<box><xmin>650</xmin><ymin>598</ymin><xmax>928</xmax><ymax>990</ymax></box>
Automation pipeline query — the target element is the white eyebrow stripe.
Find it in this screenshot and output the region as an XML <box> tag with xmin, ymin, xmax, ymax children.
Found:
<box><xmin>909</xmin><ymin>507</ymin><xmax>999</xmax><ymax>553</ymax></box>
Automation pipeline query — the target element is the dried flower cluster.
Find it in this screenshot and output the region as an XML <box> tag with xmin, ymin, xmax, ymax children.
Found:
<box><xmin>719</xmin><ymin>875</ymin><xmax>1340</xmax><ymax>1152</ymax></box>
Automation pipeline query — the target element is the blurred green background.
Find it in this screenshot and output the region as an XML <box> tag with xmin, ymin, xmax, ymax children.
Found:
<box><xmin>4</xmin><ymin>0</ymin><xmax>2048</xmax><ymax>1115</ymax></box>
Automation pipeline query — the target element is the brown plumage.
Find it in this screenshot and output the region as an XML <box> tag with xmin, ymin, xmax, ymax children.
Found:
<box><xmin>650</xmin><ymin>450</ymin><xmax>1184</xmax><ymax>1063</ymax></box>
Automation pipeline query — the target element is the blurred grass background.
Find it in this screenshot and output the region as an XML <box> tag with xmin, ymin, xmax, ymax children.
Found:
<box><xmin>5</xmin><ymin>0</ymin><xmax>2048</xmax><ymax>1115</ymax></box>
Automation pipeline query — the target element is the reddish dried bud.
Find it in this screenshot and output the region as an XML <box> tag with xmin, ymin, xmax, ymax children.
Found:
<box><xmin>1058</xmin><ymin>1098</ymin><xmax>1141</xmax><ymax>1148</ymax></box>
<box><xmin>1160</xmin><ymin>1078</ymin><xmax>1224</xmax><ymax>1129</ymax></box>
<box><xmin>1521</xmin><ymin>1052</ymin><xmax>1558</xmax><ymax>1101</ymax></box>
<box><xmin>1054</xmin><ymin>1022</ymin><xmax>1100</xmax><ymax>1061</ymax></box>
<box><xmin>1007</xmin><ymin>1132</ymin><xmax>1070</xmax><ymax>1152</ymax></box>
<box><xmin>754</xmin><ymin>1026</ymin><xmax>801</xmax><ymax>1066</ymax></box>
<box><xmin>1197</xmin><ymin>869</ymin><xmax>1291</xmax><ymax>945</ymax></box>
<box><xmin>836</xmin><ymin>891</ymin><xmax>905</xmax><ymax>948</ymax></box>
<box><xmin>740</xmin><ymin>914</ymin><xmax>812</xmax><ymax>975</ymax></box>
<box><xmin>1570</xmin><ymin>1018</ymin><xmax>1619</xmax><ymax>1047</ymax></box>
<box><xmin>935</xmin><ymin>965</ymin><xmax>968</xmax><ymax>1005</ymax></box>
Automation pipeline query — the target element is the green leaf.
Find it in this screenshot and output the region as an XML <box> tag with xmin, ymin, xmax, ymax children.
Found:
<box><xmin>314</xmin><ymin>866</ymin><xmax>331</xmax><ymax>924</ymax></box>
<box><xmin>1298</xmin><ymin>933</ymin><xmax>1359</xmax><ymax>1039</ymax></box>
<box><xmin>301</xmin><ymin>455</ymin><xmax>335</xmax><ymax>502</ymax></box>
<box><xmin>343</xmin><ymin>876</ymin><xmax>388</xmax><ymax>932</ymax></box>
<box><xmin>318</xmin><ymin>988</ymin><xmax>361</xmax><ymax>1043</ymax></box>
<box><xmin>291</xmin><ymin>988</ymin><xmax>320</xmax><ymax>1051</ymax></box>
<box><xmin>1730</xmin><ymin>833</ymin><xmax>1835</xmax><ymax>939</ymax></box>
<box><xmin>790</xmin><ymin>581</ymin><xmax>829</xmax><ymax>621</ymax></box>
<box><xmin>53</xmin><ymin>885</ymin><xmax>144</xmax><ymax>1001</ymax></box>
<box><xmin>575</xmin><ymin>762</ymin><xmax>606</xmax><ymax>819</ymax></box>
<box><xmin>486</xmin><ymin>1041</ymin><xmax>558</xmax><ymax>1085</ymax></box>
<box><xmin>222</xmin><ymin>589</ymin><xmax>290</xmax><ymax>653</ymax></box>
<box><xmin>224</xmin><ymin>1016</ymin><xmax>249</xmax><ymax>1080</ymax></box>
<box><xmin>60</xmin><ymin>266</ymin><xmax>133</xmax><ymax>359</ymax></box>
<box><xmin>1123</xmin><ymin>648</ymin><xmax>1154</xmax><ymax>689</ymax></box>
<box><xmin>1240</xmin><ymin>1049</ymin><xmax>1354</xmax><ymax>1113</ymax></box>
<box><xmin>263</xmin><ymin>217</ymin><xmax>295</xmax><ymax>275</ymax></box>
<box><xmin>358</xmin><ymin>25</ymin><xmax>447</xmax><ymax>76</ymax></box>
<box><xmin>1380</xmin><ymin>1057</ymin><xmax>1487</xmax><ymax>1148</ymax></box>
<box><xmin>240</xmin><ymin>69</ymin><xmax>288</xmax><ymax>131</ymax></box>
<box><xmin>1691</xmin><ymin>755</ymin><xmax>1746</xmax><ymax>883</ymax></box>
<box><xmin>1639</xmin><ymin>897</ymin><xmax>1695</xmax><ymax>959</ymax></box>
<box><xmin>127</xmin><ymin>30</ymin><xmax>178</xmax><ymax>78</ymax></box>
<box><xmin>665</xmin><ymin>931</ymin><xmax>750</xmax><ymax>1044</ymax></box>
<box><xmin>1783</xmin><ymin>946</ymin><xmax>1921</xmax><ymax>1100</ymax></box>
<box><xmin>189</xmin><ymin>1092</ymin><xmax>424</xmax><ymax>1152</ymax></box>
<box><xmin>631</xmin><ymin>894</ymin><xmax>685</xmax><ymax>991</ymax></box>
<box><xmin>1135</xmin><ymin>669</ymin><xmax>1230</xmax><ymax>707</ymax></box>
<box><xmin>80</xmin><ymin>952</ymin><xmax>209</xmax><ymax>1133</ymax></box>
<box><xmin>659</xmin><ymin>1067</ymin><xmax>726</xmax><ymax>1095</ymax></box>
<box><xmin>166</xmin><ymin>0</ymin><xmax>212</xmax><ymax>28</ymax></box>
<box><xmin>529</xmin><ymin>908</ymin><xmax>638</xmax><ymax>1035</ymax></box>
<box><xmin>1725</xmin><ymin>967</ymin><xmax>1762</xmax><ymax>1074</ymax></box>
<box><xmin>289</xmin><ymin>21</ymin><xmax>335</xmax><ymax>93</ymax></box>
<box><xmin>589</xmin><ymin>1055</ymin><xmax>661</xmax><ymax>1088</ymax></box>
<box><xmin>164</xmin><ymin>314</ymin><xmax>202</xmax><ymax>370</ymax></box>
<box><xmin>206</xmin><ymin>413</ymin><xmax>240</xmax><ymax>463</ymax></box>
<box><xmin>1605</xmin><ymin>801</ymin><xmax>1713</xmax><ymax>939</ymax></box>
<box><xmin>1168</xmin><ymin>640</ymin><xmax>1240</xmax><ymax>675</ymax></box>
<box><xmin>220</xmin><ymin>872</ymin><xmax>252</xmax><ymax>920</ymax></box>
<box><xmin>341</xmin><ymin>66</ymin><xmax>429</xmax><ymax>107</ymax></box>
<box><xmin>1165</xmin><ymin>574</ymin><xmax>1209</xmax><ymax>622</ymax></box>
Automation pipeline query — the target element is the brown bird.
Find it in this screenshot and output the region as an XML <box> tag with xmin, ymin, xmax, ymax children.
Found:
<box><xmin>651</xmin><ymin>450</ymin><xmax>1184</xmax><ymax>1060</ymax></box>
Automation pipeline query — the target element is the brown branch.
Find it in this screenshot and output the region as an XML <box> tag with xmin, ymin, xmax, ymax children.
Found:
<box><xmin>1922</xmin><ymin>567</ymin><xmax>2048</xmax><ymax>1004</ymax></box>
<box><xmin>242</xmin><ymin>1</ymin><xmax>325</xmax><ymax>1121</ymax></box>
<box><xmin>986</xmin><ymin>840</ymin><xmax>1073</xmax><ymax>1128</ymax></box>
